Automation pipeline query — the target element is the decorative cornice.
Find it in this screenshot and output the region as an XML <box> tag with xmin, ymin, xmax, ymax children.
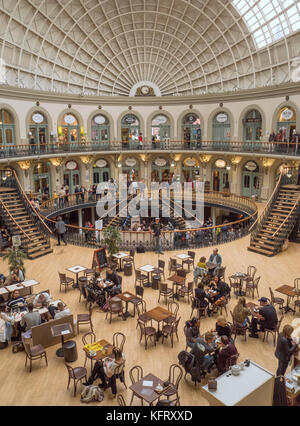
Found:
<box><xmin>0</xmin><ymin>82</ymin><xmax>299</xmax><ymax>106</ymax></box>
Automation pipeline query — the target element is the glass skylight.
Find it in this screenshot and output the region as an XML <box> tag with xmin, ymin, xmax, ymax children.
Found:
<box><xmin>233</xmin><ymin>0</ymin><xmax>300</xmax><ymax>48</ymax></box>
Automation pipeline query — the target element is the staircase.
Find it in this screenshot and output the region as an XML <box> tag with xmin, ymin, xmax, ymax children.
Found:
<box><xmin>248</xmin><ymin>183</ymin><xmax>300</xmax><ymax>256</ymax></box>
<box><xmin>0</xmin><ymin>187</ymin><xmax>53</xmax><ymax>259</ymax></box>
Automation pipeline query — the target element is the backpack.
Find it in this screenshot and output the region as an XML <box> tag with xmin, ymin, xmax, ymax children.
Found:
<box><xmin>12</xmin><ymin>342</ymin><xmax>24</xmax><ymax>353</ymax></box>
<box><xmin>80</xmin><ymin>385</ymin><xmax>104</xmax><ymax>403</ymax></box>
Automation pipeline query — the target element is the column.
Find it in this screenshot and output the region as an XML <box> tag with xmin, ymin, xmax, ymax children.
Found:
<box><xmin>78</xmin><ymin>209</ymin><xmax>83</xmax><ymax>235</ymax></box>
<box><xmin>91</xmin><ymin>207</ymin><xmax>95</xmax><ymax>224</ymax></box>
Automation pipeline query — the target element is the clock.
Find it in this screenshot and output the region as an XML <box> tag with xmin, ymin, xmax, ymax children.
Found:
<box><xmin>141</xmin><ymin>86</ymin><xmax>150</xmax><ymax>95</ymax></box>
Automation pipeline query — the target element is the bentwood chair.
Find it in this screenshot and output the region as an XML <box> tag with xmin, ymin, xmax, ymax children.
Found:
<box><xmin>130</xmin><ymin>285</ymin><xmax>144</xmax><ymax>316</ymax></box>
<box><xmin>152</xmin><ymin>259</ymin><xmax>166</xmax><ymax>280</ymax></box>
<box><xmin>135</xmin><ymin>270</ymin><xmax>148</xmax><ymax>287</ymax></box>
<box><xmin>129</xmin><ymin>365</ymin><xmax>144</xmax><ymax>406</ymax></box>
<box><xmin>136</xmin><ymin>300</ymin><xmax>151</xmax><ymax>328</ymax></box>
<box><xmin>269</xmin><ymin>288</ymin><xmax>284</xmax><ymax>311</ymax></box>
<box><xmin>230</xmin><ymin>311</ymin><xmax>247</xmax><ymax>342</ymax></box>
<box><xmin>122</xmin><ymin>249</ymin><xmax>135</xmax><ymax>269</ymax></box>
<box><xmin>162</xmin><ymin>364</ymin><xmax>183</xmax><ymax>406</ymax></box>
<box><xmin>182</xmin><ymin>251</ymin><xmax>195</xmax><ymax>271</ymax></box>
<box><xmin>77</xmin><ymin>303</ymin><xmax>94</xmax><ymax>334</ymax></box>
<box><xmin>263</xmin><ymin>316</ymin><xmax>284</xmax><ymax>346</ymax></box>
<box><xmin>22</xmin><ymin>336</ymin><xmax>48</xmax><ymax>373</ymax></box>
<box><xmin>164</xmin><ymin>301</ymin><xmax>179</xmax><ymax>325</ymax></box>
<box><xmin>190</xmin><ymin>296</ymin><xmax>207</xmax><ymax>320</ymax></box>
<box><xmin>105</xmin><ymin>298</ymin><xmax>124</xmax><ymax>324</ymax></box>
<box><xmin>161</xmin><ymin>317</ymin><xmax>181</xmax><ymax>348</ymax></box>
<box><xmin>178</xmin><ymin>281</ymin><xmax>193</xmax><ymax>303</ymax></box>
<box><xmin>137</xmin><ymin>320</ymin><xmax>156</xmax><ymax>350</ymax></box>
<box><xmin>245</xmin><ymin>276</ymin><xmax>261</xmax><ymax>299</ymax></box>
<box><xmin>65</xmin><ymin>363</ymin><xmax>87</xmax><ymax>397</ymax></box>
<box><xmin>158</xmin><ymin>282</ymin><xmax>174</xmax><ymax>304</ymax></box>
<box><xmin>117</xmin><ymin>394</ymin><xmax>126</xmax><ymax>406</ymax></box>
<box><xmin>58</xmin><ymin>272</ymin><xmax>74</xmax><ymax>293</ymax></box>
<box><xmin>113</xmin><ymin>332</ymin><xmax>126</xmax><ymax>353</ymax></box>
<box><xmin>82</xmin><ymin>331</ymin><xmax>96</xmax><ymax>371</ymax></box>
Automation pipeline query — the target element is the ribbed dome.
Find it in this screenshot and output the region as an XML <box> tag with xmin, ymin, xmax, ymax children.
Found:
<box><xmin>0</xmin><ymin>0</ymin><xmax>299</xmax><ymax>96</ymax></box>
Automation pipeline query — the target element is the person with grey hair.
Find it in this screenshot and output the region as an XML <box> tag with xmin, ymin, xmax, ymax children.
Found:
<box><xmin>55</xmin><ymin>216</ymin><xmax>67</xmax><ymax>246</ymax></box>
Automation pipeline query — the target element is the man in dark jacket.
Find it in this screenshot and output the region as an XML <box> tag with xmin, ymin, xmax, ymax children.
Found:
<box><xmin>275</xmin><ymin>324</ymin><xmax>298</xmax><ymax>376</ymax></box>
<box><xmin>55</xmin><ymin>216</ymin><xmax>67</xmax><ymax>246</ymax></box>
<box><xmin>249</xmin><ymin>297</ymin><xmax>278</xmax><ymax>338</ymax></box>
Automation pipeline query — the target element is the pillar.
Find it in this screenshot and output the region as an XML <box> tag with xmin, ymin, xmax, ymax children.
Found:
<box><xmin>78</xmin><ymin>209</ymin><xmax>83</xmax><ymax>234</ymax></box>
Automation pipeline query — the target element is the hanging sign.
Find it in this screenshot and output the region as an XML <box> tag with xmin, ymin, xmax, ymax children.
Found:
<box><xmin>216</xmin><ymin>113</ymin><xmax>228</xmax><ymax>123</ymax></box>
<box><xmin>184</xmin><ymin>158</ymin><xmax>196</xmax><ymax>167</ymax></box>
<box><xmin>124</xmin><ymin>115</ymin><xmax>137</xmax><ymax>125</ymax></box>
<box><xmin>32</xmin><ymin>113</ymin><xmax>44</xmax><ymax>124</ymax></box>
<box><xmin>153</xmin><ymin>115</ymin><xmax>167</xmax><ymax>125</ymax></box>
<box><xmin>215</xmin><ymin>159</ymin><xmax>226</xmax><ymax>168</ymax></box>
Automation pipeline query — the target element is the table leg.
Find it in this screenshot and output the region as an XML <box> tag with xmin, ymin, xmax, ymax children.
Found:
<box><xmin>156</xmin><ymin>321</ymin><xmax>163</xmax><ymax>340</ymax></box>
<box><xmin>144</xmin><ymin>272</ymin><xmax>152</xmax><ymax>288</ymax></box>
<box><xmin>123</xmin><ymin>301</ymin><xmax>134</xmax><ymax>319</ymax></box>
<box><xmin>72</xmin><ymin>273</ymin><xmax>79</xmax><ymax>289</ymax></box>
<box><xmin>172</xmin><ymin>283</ymin><xmax>180</xmax><ymax>300</ymax></box>
<box><xmin>283</xmin><ymin>296</ymin><xmax>295</xmax><ymax>314</ymax></box>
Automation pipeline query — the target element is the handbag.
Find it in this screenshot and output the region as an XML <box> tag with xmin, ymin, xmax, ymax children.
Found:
<box><xmin>208</xmin><ymin>379</ymin><xmax>217</xmax><ymax>391</ymax></box>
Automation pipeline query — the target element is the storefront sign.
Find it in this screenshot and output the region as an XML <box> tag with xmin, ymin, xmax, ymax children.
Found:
<box><xmin>95</xmin><ymin>159</ymin><xmax>107</xmax><ymax>168</ymax></box>
<box><xmin>125</xmin><ymin>157</ymin><xmax>137</xmax><ymax>167</ymax></box>
<box><xmin>215</xmin><ymin>159</ymin><xmax>226</xmax><ymax>168</ymax></box>
<box><xmin>245</xmin><ymin>161</ymin><xmax>258</xmax><ymax>172</ymax></box>
<box><xmin>32</xmin><ymin>113</ymin><xmax>44</xmax><ymax>124</ymax></box>
<box><xmin>124</xmin><ymin>115</ymin><xmax>138</xmax><ymax>125</ymax></box>
<box><xmin>65</xmin><ymin>160</ymin><xmax>77</xmax><ymax>170</ymax></box>
<box><xmin>154</xmin><ymin>158</ymin><xmax>167</xmax><ymax>167</ymax></box>
<box><xmin>64</xmin><ymin>114</ymin><xmax>76</xmax><ymax>125</ymax></box>
<box><xmin>184</xmin><ymin>158</ymin><xmax>196</xmax><ymax>167</ymax></box>
<box><xmin>94</xmin><ymin>115</ymin><xmax>106</xmax><ymax>125</ymax></box>
<box><xmin>153</xmin><ymin>115</ymin><xmax>167</xmax><ymax>125</ymax></box>
<box><xmin>216</xmin><ymin>113</ymin><xmax>228</xmax><ymax>123</ymax></box>
<box><xmin>281</xmin><ymin>109</ymin><xmax>294</xmax><ymax>121</ymax></box>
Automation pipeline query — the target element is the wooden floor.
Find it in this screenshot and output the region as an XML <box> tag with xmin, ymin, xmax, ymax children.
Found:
<box><xmin>1</xmin><ymin>230</ymin><xmax>300</xmax><ymax>406</ymax></box>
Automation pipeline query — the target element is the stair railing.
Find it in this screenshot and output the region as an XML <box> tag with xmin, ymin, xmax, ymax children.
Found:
<box><xmin>271</xmin><ymin>192</ymin><xmax>300</xmax><ymax>239</ymax></box>
<box><xmin>0</xmin><ymin>198</ymin><xmax>31</xmax><ymax>241</ymax></box>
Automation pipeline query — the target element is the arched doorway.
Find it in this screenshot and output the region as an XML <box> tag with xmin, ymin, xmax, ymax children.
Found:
<box><xmin>151</xmin><ymin>114</ymin><xmax>170</xmax><ymax>148</ymax></box>
<box><xmin>64</xmin><ymin>160</ymin><xmax>81</xmax><ymax>193</ymax></box>
<box><xmin>182</xmin><ymin>157</ymin><xmax>200</xmax><ymax>182</ymax></box>
<box><xmin>241</xmin><ymin>161</ymin><xmax>262</xmax><ymax>198</ymax></box>
<box><xmin>122</xmin><ymin>157</ymin><xmax>140</xmax><ymax>180</ymax></box>
<box><xmin>212</xmin><ymin>112</ymin><xmax>231</xmax><ymax>149</ymax></box>
<box><xmin>243</xmin><ymin>109</ymin><xmax>262</xmax><ymax>149</ymax></box>
<box><xmin>182</xmin><ymin>113</ymin><xmax>201</xmax><ymax>148</ymax></box>
<box><xmin>212</xmin><ymin>159</ymin><xmax>229</xmax><ymax>192</ymax></box>
<box><xmin>33</xmin><ymin>162</ymin><xmax>51</xmax><ymax>198</ymax></box>
<box><xmin>0</xmin><ymin>109</ymin><xmax>15</xmax><ymax>147</ymax></box>
<box><xmin>91</xmin><ymin>114</ymin><xmax>110</xmax><ymax>147</ymax></box>
<box><xmin>93</xmin><ymin>159</ymin><xmax>110</xmax><ymax>184</ymax></box>
<box><xmin>29</xmin><ymin>111</ymin><xmax>48</xmax><ymax>153</ymax></box>
<box><xmin>121</xmin><ymin>114</ymin><xmax>140</xmax><ymax>148</ymax></box>
<box><xmin>151</xmin><ymin>158</ymin><xmax>171</xmax><ymax>182</ymax></box>
<box><xmin>276</xmin><ymin>106</ymin><xmax>297</xmax><ymax>150</ymax></box>
<box><xmin>59</xmin><ymin>113</ymin><xmax>80</xmax><ymax>144</ymax></box>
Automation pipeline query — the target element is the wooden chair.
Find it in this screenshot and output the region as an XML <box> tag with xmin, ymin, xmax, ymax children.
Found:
<box><xmin>22</xmin><ymin>336</ymin><xmax>48</xmax><ymax>373</ymax></box>
<box><xmin>214</xmin><ymin>296</ymin><xmax>228</xmax><ymax>316</ymax></box>
<box><xmin>158</xmin><ymin>282</ymin><xmax>174</xmax><ymax>303</ymax></box>
<box><xmin>122</xmin><ymin>249</ymin><xmax>135</xmax><ymax>269</ymax></box>
<box><xmin>217</xmin><ymin>266</ymin><xmax>226</xmax><ymax>281</ymax></box>
<box><xmin>229</xmin><ymin>276</ymin><xmax>240</xmax><ymax>299</ymax></box>
<box><xmin>190</xmin><ymin>296</ymin><xmax>207</xmax><ymax>319</ymax></box>
<box><xmin>84</xmin><ymin>268</ymin><xmax>95</xmax><ymax>280</ymax></box>
<box><xmin>169</xmin><ymin>258</ymin><xmax>181</xmax><ymax>274</ymax></box>
<box><xmin>78</xmin><ymin>279</ymin><xmax>88</xmax><ymax>305</ymax></box>
<box><xmin>263</xmin><ymin>316</ymin><xmax>284</xmax><ymax>346</ymax></box>
<box><xmin>247</xmin><ymin>265</ymin><xmax>257</xmax><ymax>281</ymax></box>
<box><xmin>230</xmin><ymin>311</ymin><xmax>247</xmax><ymax>342</ymax></box>
<box><xmin>152</xmin><ymin>259</ymin><xmax>166</xmax><ymax>280</ymax></box>
<box><xmin>162</xmin><ymin>317</ymin><xmax>181</xmax><ymax>347</ymax></box>
<box><xmin>135</xmin><ymin>270</ymin><xmax>148</xmax><ymax>287</ymax></box>
<box><xmin>269</xmin><ymin>287</ymin><xmax>284</xmax><ymax>311</ymax></box>
<box><xmin>82</xmin><ymin>331</ymin><xmax>96</xmax><ymax>371</ymax></box>
<box><xmin>137</xmin><ymin>320</ymin><xmax>156</xmax><ymax>350</ymax></box>
<box><xmin>162</xmin><ymin>364</ymin><xmax>183</xmax><ymax>406</ymax></box>
<box><xmin>65</xmin><ymin>363</ymin><xmax>87</xmax><ymax>397</ymax></box>
<box><xmin>105</xmin><ymin>298</ymin><xmax>124</xmax><ymax>324</ymax></box>
<box><xmin>129</xmin><ymin>365</ymin><xmax>144</xmax><ymax>406</ymax></box>
<box><xmin>245</xmin><ymin>276</ymin><xmax>261</xmax><ymax>299</ymax></box>
<box><xmin>58</xmin><ymin>272</ymin><xmax>74</xmax><ymax>293</ymax></box>
<box><xmin>164</xmin><ymin>301</ymin><xmax>179</xmax><ymax>325</ymax></box>
<box><xmin>178</xmin><ymin>281</ymin><xmax>193</xmax><ymax>303</ymax></box>
<box><xmin>117</xmin><ymin>394</ymin><xmax>126</xmax><ymax>406</ymax></box>
<box><xmin>130</xmin><ymin>285</ymin><xmax>144</xmax><ymax>316</ymax></box>
<box><xmin>136</xmin><ymin>300</ymin><xmax>151</xmax><ymax>328</ymax></box>
<box><xmin>182</xmin><ymin>251</ymin><xmax>195</xmax><ymax>271</ymax></box>
<box><xmin>113</xmin><ymin>332</ymin><xmax>126</xmax><ymax>352</ymax></box>
<box><xmin>111</xmin><ymin>361</ymin><xmax>127</xmax><ymax>394</ymax></box>
<box><xmin>77</xmin><ymin>303</ymin><xmax>94</xmax><ymax>334</ymax></box>
<box><xmin>294</xmin><ymin>278</ymin><xmax>300</xmax><ymax>313</ymax></box>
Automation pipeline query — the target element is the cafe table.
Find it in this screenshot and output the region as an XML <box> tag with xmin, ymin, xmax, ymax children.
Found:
<box><xmin>167</xmin><ymin>274</ymin><xmax>185</xmax><ymax>300</ymax></box>
<box><xmin>115</xmin><ymin>291</ymin><xmax>137</xmax><ymax>318</ymax></box>
<box><xmin>145</xmin><ymin>306</ymin><xmax>172</xmax><ymax>339</ymax></box>
<box><xmin>5</xmin><ymin>283</ymin><xmax>24</xmax><ymax>293</ymax></box>
<box><xmin>83</xmin><ymin>339</ymin><xmax>113</xmax><ymax>362</ymax></box>
<box><xmin>275</xmin><ymin>285</ymin><xmax>299</xmax><ymax>314</ymax></box>
<box><xmin>229</xmin><ymin>273</ymin><xmax>249</xmax><ymax>297</ymax></box>
<box><xmin>129</xmin><ymin>373</ymin><xmax>169</xmax><ymax>406</ymax></box>
<box><xmin>176</xmin><ymin>253</ymin><xmax>191</xmax><ymax>267</ymax></box>
<box><xmin>67</xmin><ymin>265</ymin><xmax>87</xmax><ymax>288</ymax></box>
<box><xmin>139</xmin><ymin>264</ymin><xmax>155</xmax><ymax>287</ymax></box>
<box><xmin>21</xmin><ymin>279</ymin><xmax>39</xmax><ymax>295</ymax></box>
<box><xmin>112</xmin><ymin>252</ymin><xmax>128</xmax><ymax>272</ymax></box>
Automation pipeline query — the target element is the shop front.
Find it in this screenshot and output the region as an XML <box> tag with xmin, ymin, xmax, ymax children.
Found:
<box><xmin>241</xmin><ymin>161</ymin><xmax>262</xmax><ymax>199</ymax></box>
<box><xmin>93</xmin><ymin>159</ymin><xmax>110</xmax><ymax>184</ymax></box>
<box><xmin>33</xmin><ymin>162</ymin><xmax>51</xmax><ymax>199</ymax></box>
<box><xmin>243</xmin><ymin>109</ymin><xmax>262</xmax><ymax>149</ymax></box>
<box><xmin>151</xmin><ymin>158</ymin><xmax>171</xmax><ymax>182</ymax></box>
<box><xmin>151</xmin><ymin>114</ymin><xmax>170</xmax><ymax>148</ymax></box>
<box><xmin>63</xmin><ymin>160</ymin><xmax>81</xmax><ymax>193</ymax></box>
<box><xmin>182</xmin><ymin>157</ymin><xmax>200</xmax><ymax>181</ymax></box>
<box><xmin>182</xmin><ymin>113</ymin><xmax>201</xmax><ymax>148</ymax></box>
<box><xmin>121</xmin><ymin>114</ymin><xmax>140</xmax><ymax>149</ymax></box>
<box><xmin>91</xmin><ymin>114</ymin><xmax>110</xmax><ymax>147</ymax></box>
<box><xmin>212</xmin><ymin>112</ymin><xmax>231</xmax><ymax>149</ymax></box>
<box><xmin>29</xmin><ymin>111</ymin><xmax>48</xmax><ymax>152</ymax></box>
<box><xmin>212</xmin><ymin>159</ymin><xmax>230</xmax><ymax>192</ymax></box>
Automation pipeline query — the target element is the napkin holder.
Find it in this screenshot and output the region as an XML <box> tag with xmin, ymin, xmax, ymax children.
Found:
<box><xmin>208</xmin><ymin>379</ymin><xmax>217</xmax><ymax>391</ymax></box>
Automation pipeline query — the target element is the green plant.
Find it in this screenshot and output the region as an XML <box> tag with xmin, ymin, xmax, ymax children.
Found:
<box><xmin>102</xmin><ymin>226</ymin><xmax>122</xmax><ymax>257</ymax></box>
<box><xmin>3</xmin><ymin>247</ymin><xmax>27</xmax><ymax>274</ymax></box>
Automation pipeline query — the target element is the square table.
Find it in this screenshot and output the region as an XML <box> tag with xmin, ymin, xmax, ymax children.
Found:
<box><xmin>51</xmin><ymin>322</ymin><xmax>73</xmax><ymax>357</ymax></box>
<box><xmin>139</xmin><ymin>264</ymin><xmax>155</xmax><ymax>287</ymax></box>
<box><xmin>230</xmin><ymin>273</ymin><xmax>249</xmax><ymax>297</ymax></box>
<box><xmin>116</xmin><ymin>291</ymin><xmax>137</xmax><ymax>318</ymax></box>
<box><xmin>21</xmin><ymin>279</ymin><xmax>39</xmax><ymax>295</ymax></box>
<box><xmin>146</xmin><ymin>306</ymin><xmax>172</xmax><ymax>339</ymax></box>
<box><xmin>5</xmin><ymin>283</ymin><xmax>25</xmax><ymax>292</ymax></box>
<box><xmin>67</xmin><ymin>265</ymin><xmax>87</xmax><ymax>287</ymax></box>
<box><xmin>129</xmin><ymin>373</ymin><xmax>168</xmax><ymax>406</ymax></box>
<box><xmin>112</xmin><ymin>252</ymin><xmax>128</xmax><ymax>271</ymax></box>
<box><xmin>83</xmin><ymin>339</ymin><xmax>113</xmax><ymax>362</ymax></box>
<box><xmin>176</xmin><ymin>253</ymin><xmax>191</xmax><ymax>267</ymax></box>
<box><xmin>245</xmin><ymin>302</ymin><xmax>260</xmax><ymax>318</ymax></box>
<box><xmin>275</xmin><ymin>285</ymin><xmax>299</xmax><ymax>314</ymax></box>
<box><xmin>167</xmin><ymin>274</ymin><xmax>185</xmax><ymax>300</ymax></box>
<box><xmin>0</xmin><ymin>287</ymin><xmax>8</xmax><ymax>296</ymax></box>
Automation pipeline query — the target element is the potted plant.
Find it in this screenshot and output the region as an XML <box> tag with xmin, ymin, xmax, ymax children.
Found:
<box><xmin>3</xmin><ymin>247</ymin><xmax>27</xmax><ymax>276</ymax></box>
<box><xmin>102</xmin><ymin>226</ymin><xmax>122</xmax><ymax>261</ymax></box>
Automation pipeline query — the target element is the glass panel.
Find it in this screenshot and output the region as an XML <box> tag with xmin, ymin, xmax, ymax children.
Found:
<box><xmin>101</xmin><ymin>128</ymin><xmax>109</xmax><ymax>140</ymax></box>
<box><xmin>73</xmin><ymin>173</ymin><xmax>80</xmax><ymax>186</ymax></box>
<box><xmin>0</xmin><ymin>129</ymin><xmax>2</xmax><ymax>145</ymax></box>
<box><xmin>3</xmin><ymin>110</ymin><xmax>13</xmax><ymax>124</ymax></box>
<box><xmin>70</xmin><ymin>129</ymin><xmax>78</xmax><ymax>142</ymax></box>
<box><xmin>93</xmin><ymin>172</ymin><xmax>100</xmax><ymax>184</ymax></box>
<box><xmin>103</xmin><ymin>172</ymin><xmax>109</xmax><ymax>182</ymax></box>
<box><xmin>63</xmin><ymin>114</ymin><xmax>78</xmax><ymax>126</ymax></box>
<box><xmin>246</xmin><ymin>126</ymin><xmax>253</xmax><ymax>140</ymax></box>
<box><xmin>151</xmin><ymin>115</ymin><xmax>169</xmax><ymax>126</ymax></box>
<box><xmin>5</xmin><ymin>128</ymin><xmax>13</xmax><ymax>144</ymax></box>
<box><xmin>244</xmin><ymin>175</ymin><xmax>250</xmax><ymax>188</ymax></box>
<box><xmin>182</xmin><ymin>114</ymin><xmax>200</xmax><ymax>125</ymax></box>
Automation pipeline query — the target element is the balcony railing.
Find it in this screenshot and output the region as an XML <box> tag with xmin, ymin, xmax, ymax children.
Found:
<box><xmin>0</xmin><ymin>138</ymin><xmax>299</xmax><ymax>160</ymax></box>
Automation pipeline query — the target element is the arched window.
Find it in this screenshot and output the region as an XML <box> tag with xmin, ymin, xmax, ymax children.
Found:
<box><xmin>182</xmin><ymin>157</ymin><xmax>200</xmax><ymax>182</ymax></box>
<box><xmin>0</xmin><ymin>109</ymin><xmax>15</xmax><ymax>146</ymax></box>
<box><xmin>93</xmin><ymin>158</ymin><xmax>110</xmax><ymax>184</ymax></box>
<box><xmin>29</xmin><ymin>111</ymin><xmax>48</xmax><ymax>151</ymax></box>
<box><xmin>33</xmin><ymin>162</ymin><xmax>51</xmax><ymax>197</ymax></box>
<box><xmin>182</xmin><ymin>114</ymin><xmax>201</xmax><ymax>147</ymax></box>
<box><xmin>241</xmin><ymin>161</ymin><xmax>262</xmax><ymax>199</ymax></box>
<box><xmin>59</xmin><ymin>113</ymin><xmax>80</xmax><ymax>143</ymax></box>
<box><xmin>91</xmin><ymin>114</ymin><xmax>110</xmax><ymax>144</ymax></box>
<box><xmin>243</xmin><ymin>110</ymin><xmax>262</xmax><ymax>143</ymax></box>
<box><xmin>151</xmin><ymin>114</ymin><xmax>170</xmax><ymax>144</ymax></box>
<box><xmin>121</xmin><ymin>114</ymin><xmax>140</xmax><ymax>147</ymax></box>
<box><xmin>212</xmin><ymin>112</ymin><xmax>231</xmax><ymax>142</ymax></box>
<box><xmin>151</xmin><ymin>158</ymin><xmax>171</xmax><ymax>183</ymax></box>
<box><xmin>212</xmin><ymin>159</ymin><xmax>229</xmax><ymax>192</ymax></box>
<box><xmin>276</xmin><ymin>106</ymin><xmax>296</xmax><ymax>143</ymax></box>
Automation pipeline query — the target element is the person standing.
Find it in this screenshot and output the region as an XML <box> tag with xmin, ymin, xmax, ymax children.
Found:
<box><xmin>275</xmin><ymin>324</ymin><xmax>298</xmax><ymax>377</ymax></box>
<box><xmin>55</xmin><ymin>216</ymin><xmax>67</xmax><ymax>246</ymax></box>
<box><xmin>75</xmin><ymin>184</ymin><xmax>81</xmax><ymax>204</ymax></box>
<box><xmin>59</xmin><ymin>186</ymin><xmax>65</xmax><ymax>209</ymax></box>
<box><xmin>152</xmin><ymin>217</ymin><xmax>163</xmax><ymax>254</ymax></box>
<box><xmin>138</xmin><ymin>133</ymin><xmax>143</xmax><ymax>150</ymax></box>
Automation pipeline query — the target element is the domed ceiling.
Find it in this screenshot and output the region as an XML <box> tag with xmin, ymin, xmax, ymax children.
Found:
<box><xmin>0</xmin><ymin>0</ymin><xmax>299</xmax><ymax>97</ymax></box>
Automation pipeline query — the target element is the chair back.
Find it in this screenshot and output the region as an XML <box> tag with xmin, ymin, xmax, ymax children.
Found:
<box><xmin>88</xmin><ymin>303</ymin><xmax>93</xmax><ymax>318</ymax></box>
<box><xmin>191</xmin><ymin>296</ymin><xmax>201</xmax><ymax>310</ymax></box>
<box><xmin>113</xmin><ymin>332</ymin><xmax>126</xmax><ymax>352</ymax></box>
<box><xmin>82</xmin><ymin>331</ymin><xmax>96</xmax><ymax>346</ymax></box>
<box><xmin>117</xmin><ymin>394</ymin><xmax>126</xmax><ymax>406</ymax></box>
<box><xmin>129</xmin><ymin>365</ymin><xmax>143</xmax><ymax>385</ymax></box>
<box><xmin>276</xmin><ymin>316</ymin><xmax>284</xmax><ymax>333</ymax></box>
<box><xmin>269</xmin><ymin>287</ymin><xmax>275</xmax><ymax>303</ymax></box>
<box><xmin>158</xmin><ymin>259</ymin><xmax>165</xmax><ymax>269</ymax></box>
<box><xmin>247</xmin><ymin>266</ymin><xmax>257</xmax><ymax>279</ymax></box>
<box><xmin>225</xmin><ymin>353</ymin><xmax>239</xmax><ymax>369</ymax></box>
<box><xmin>188</xmin><ymin>251</ymin><xmax>195</xmax><ymax>259</ymax></box>
<box><xmin>217</xmin><ymin>266</ymin><xmax>226</xmax><ymax>279</ymax></box>
<box><xmin>253</xmin><ymin>276</ymin><xmax>260</xmax><ymax>288</ymax></box>
<box><xmin>59</xmin><ymin>272</ymin><xmax>66</xmax><ymax>283</ymax></box>
<box><xmin>187</xmin><ymin>281</ymin><xmax>194</xmax><ymax>291</ymax></box>
<box><xmin>135</xmin><ymin>270</ymin><xmax>142</xmax><ymax>279</ymax></box>
<box><xmin>168</xmin><ymin>364</ymin><xmax>183</xmax><ymax>390</ymax></box>
<box><xmin>117</xmin><ymin>275</ymin><xmax>122</xmax><ymax>287</ymax></box>
<box><xmin>135</xmin><ymin>285</ymin><xmax>144</xmax><ymax>299</ymax></box>
<box><xmin>294</xmin><ymin>278</ymin><xmax>300</xmax><ymax>290</ymax></box>
<box><xmin>130</xmin><ymin>249</ymin><xmax>135</xmax><ymax>258</ymax></box>
<box><xmin>21</xmin><ymin>336</ymin><xmax>32</xmax><ymax>357</ymax></box>
<box><xmin>167</xmin><ymin>301</ymin><xmax>179</xmax><ymax>317</ymax></box>
<box><xmin>136</xmin><ymin>299</ymin><xmax>147</xmax><ymax>315</ymax></box>
<box><xmin>173</xmin><ymin>317</ymin><xmax>181</xmax><ymax>333</ymax></box>
<box><xmin>177</xmin><ymin>269</ymin><xmax>187</xmax><ymax>278</ymax></box>
<box><xmin>160</xmin><ymin>282</ymin><xmax>168</xmax><ymax>292</ymax></box>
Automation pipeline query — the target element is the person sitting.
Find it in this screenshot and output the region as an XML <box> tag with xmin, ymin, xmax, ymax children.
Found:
<box><xmin>9</xmin><ymin>268</ymin><xmax>24</xmax><ymax>284</ymax></box>
<box><xmin>33</xmin><ymin>292</ymin><xmax>51</xmax><ymax>308</ymax></box>
<box><xmin>208</xmin><ymin>248</ymin><xmax>222</xmax><ymax>276</ymax></box>
<box><xmin>191</xmin><ymin>332</ymin><xmax>216</xmax><ymax>372</ymax></box>
<box><xmin>249</xmin><ymin>297</ymin><xmax>278</xmax><ymax>338</ymax></box>
<box><xmin>210</xmin><ymin>276</ymin><xmax>230</xmax><ymax>303</ymax></box>
<box><xmin>0</xmin><ymin>304</ymin><xmax>14</xmax><ymax>346</ymax></box>
<box><xmin>185</xmin><ymin>318</ymin><xmax>201</xmax><ymax>349</ymax></box>
<box><xmin>84</xmin><ymin>347</ymin><xmax>126</xmax><ymax>394</ymax></box>
<box><xmin>216</xmin><ymin>336</ymin><xmax>238</xmax><ymax>375</ymax></box>
<box><xmin>193</xmin><ymin>256</ymin><xmax>208</xmax><ymax>284</ymax></box>
<box><xmin>7</xmin><ymin>290</ymin><xmax>26</xmax><ymax>311</ymax></box>
<box><xmin>0</xmin><ymin>274</ymin><xmax>6</xmax><ymax>287</ymax></box>
<box><xmin>194</xmin><ymin>282</ymin><xmax>210</xmax><ymax>310</ymax></box>
<box><xmin>215</xmin><ymin>317</ymin><xmax>232</xmax><ymax>340</ymax></box>
<box><xmin>20</xmin><ymin>303</ymin><xmax>41</xmax><ymax>331</ymax></box>
<box><xmin>53</xmin><ymin>302</ymin><xmax>71</xmax><ymax>320</ymax></box>
<box><xmin>106</xmin><ymin>267</ymin><xmax>121</xmax><ymax>288</ymax></box>
<box><xmin>232</xmin><ymin>297</ymin><xmax>250</xmax><ymax>327</ymax></box>
<box><xmin>275</xmin><ymin>324</ymin><xmax>299</xmax><ymax>377</ymax></box>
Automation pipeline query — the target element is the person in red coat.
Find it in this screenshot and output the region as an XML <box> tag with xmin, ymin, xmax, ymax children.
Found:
<box><xmin>217</xmin><ymin>336</ymin><xmax>238</xmax><ymax>375</ymax></box>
